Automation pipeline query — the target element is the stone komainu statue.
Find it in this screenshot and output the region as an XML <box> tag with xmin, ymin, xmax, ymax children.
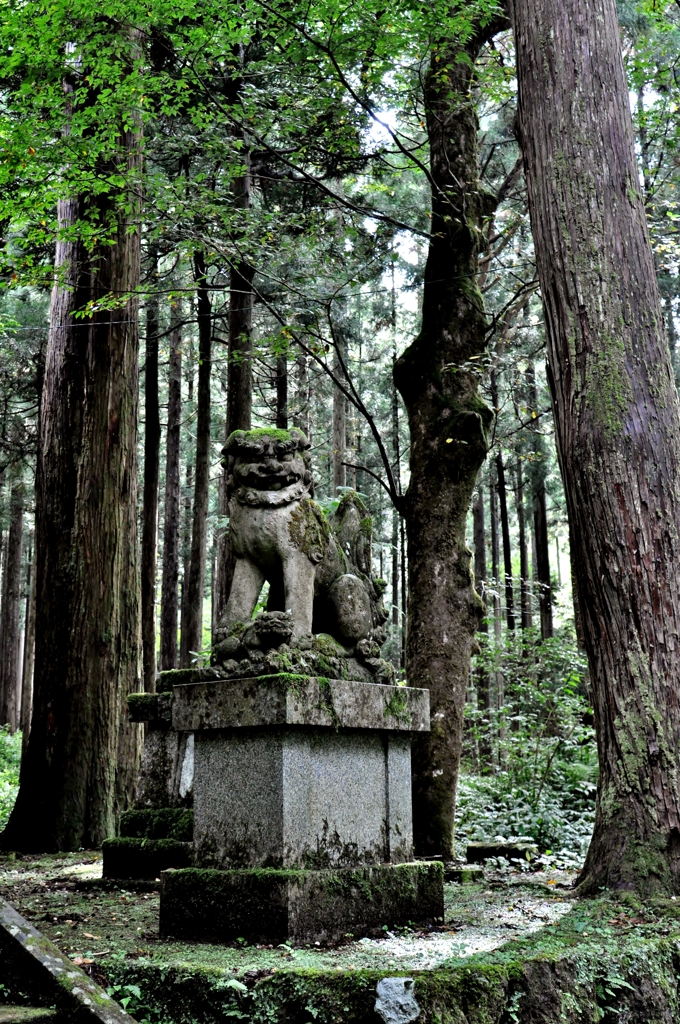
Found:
<box><xmin>213</xmin><ymin>427</ymin><xmax>392</xmax><ymax>683</ymax></box>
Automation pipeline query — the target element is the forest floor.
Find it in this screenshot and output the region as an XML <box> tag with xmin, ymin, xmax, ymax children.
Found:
<box><xmin>2</xmin><ymin>853</ymin><xmax>680</xmax><ymax>1022</ymax></box>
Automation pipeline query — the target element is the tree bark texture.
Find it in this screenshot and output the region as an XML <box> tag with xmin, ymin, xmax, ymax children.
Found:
<box><xmin>394</xmin><ymin>24</ymin><xmax>499</xmax><ymax>858</ymax></box>
<box><xmin>2</xmin><ymin>118</ymin><xmax>142</xmax><ymax>848</ymax></box>
<box><xmin>160</xmin><ymin>305</ymin><xmax>182</xmax><ymax>671</ymax></box>
<box><xmin>332</xmin><ymin>339</ymin><xmax>347</xmax><ymax>496</ymax></box>
<box><xmin>512</xmin><ymin>0</ymin><xmax>680</xmax><ymax>892</ymax></box>
<box><xmin>141</xmin><ymin>272</ymin><xmax>160</xmax><ymax>692</ymax></box>
<box><xmin>0</xmin><ymin>479</ymin><xmax>24</xmax><ymax>731</ymax></box>
<box><xmin>182</xmin><ymin>252</ymin><xmax>212</xmax><ymax>662</ymax></box>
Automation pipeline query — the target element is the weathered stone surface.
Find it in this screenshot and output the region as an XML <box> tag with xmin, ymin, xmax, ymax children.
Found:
<box><xmin>0</xmin><ymin>897</ymin><xmax>136</xmax><ymax>1022</ymax></box>
<box><xmin>159</xmin><ymin>862</ymin><xmax>444</xmax><ymax>945</ymax></box>
<box><xmin>172</xmin><ymin>675</ymin><xmax>429</xmax><ymax>733</ymax></box>
<box><xmin>193</xmin><ymin>727</ymin><xmax>413</xmax><ymax>868</ymax></box>
<box><xmin>216</xmin><ymin>429</ymin><xmax>388</xmax><ymax>655</ymax></box>
<box><xmin>119</xmin><ymin>808</ymin><xmax>193</xmax><ymax>841</ymax></box>
<box><xmin>466</xmin><ymin>841</ymin><xmax>538</xmax><ymax>863</ymax></box>
<box><xmin>102</xmin><ymin>839</ymin><xmax>193</xmax><ymax>879</ymax></box>
<box><xmin>133</xmin><ymin>728</ymin><xmax>194</xmax><ymax>808</ymax></box>
<box><xmin>444</xmin><ymin>866</ymin><xmax>484</xmax><ymax>883</ymax></box>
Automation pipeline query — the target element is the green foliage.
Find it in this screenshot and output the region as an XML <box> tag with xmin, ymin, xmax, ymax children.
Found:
<box><xmin>0</xmin><ymin>727</ymin><xmax>21</xmax><ymax>831</ymax></box>
<box><xmin>459</xmin><ymin>629</ymin><xmax>596</xmax><ymax>865</ymax></box>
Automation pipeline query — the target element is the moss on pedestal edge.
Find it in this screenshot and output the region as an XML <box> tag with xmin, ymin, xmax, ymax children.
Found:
<box><xmin>159</xmin><ymin>863</ymin><xmax>444</xmax><ymax>946</ymax></box>
<box><xmin>99</xmin><ymin>911</ymin><xmax>680</xmax><ymax>1024</ymax></box>
<box><xmin>119</xmin><ymin>808</ymin><xmax>193</xmax><ymax>841</ymax></box>
<box><xmin>102</xmin><ymin>837</ymin><xmax>193</xmax><ymax>879</ymax></box>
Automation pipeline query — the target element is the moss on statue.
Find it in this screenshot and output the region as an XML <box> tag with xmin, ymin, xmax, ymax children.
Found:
<box><xmin>288</xmin><ymin>497</ymin><xmax>331</xmax><ymax>558</ymax></box>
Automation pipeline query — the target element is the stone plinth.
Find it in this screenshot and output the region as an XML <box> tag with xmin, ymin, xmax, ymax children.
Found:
<box><xmin>159</xmin><ymin>673</ymin><xmax>442</xmax><ymax>942</ymax></box>
<box><xmin>160</xmin><ymin>862</ymin><xmax>444</xmax><ymax>945</ymax></box>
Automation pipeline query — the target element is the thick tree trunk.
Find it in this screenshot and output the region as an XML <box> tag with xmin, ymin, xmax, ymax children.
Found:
<box><xmin>512</xmin><ymin>0</ymin><xmax>680</xmax><ymax>893</ymax></box>
<box><xmin>496</xmin><ymin>453</ymin><xmax>515</xmax><ymax>631</ymax></box>
<box><xmin>0</xmin><ymin>479</ymin><xmax>24</xmax><ymax>731</ymax></box>
<box><xmin>160</xmin><ymin>306</ymin><xmax>182</xmax><ymax>671</ymax></box>
<box><xmin>181</xmin><ymin>252</ymin><xmax>212</xmax><ymax>662</ymax></box>
<box><xmin>2</xmin><ymin>115</ymin><xmax>142</xmax><ymax>848</ymax></box>
<box><xmin>141</xmin><ymin>268</ymin><xmax>160</xmax><ymax>693</ymax></box>
<box><xmin>394</xmin><ymin>24</ymin><xmax>499</xmax><ymax>858</ymax></box>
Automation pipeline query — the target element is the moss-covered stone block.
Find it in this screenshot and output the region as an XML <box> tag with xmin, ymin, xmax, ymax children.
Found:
<box><xmin>126</xmin><ymin>692</ymin><xmax>172</xmax><ymax>724</ymax></box>
<box><xmin>102</xmin><ymin>838</ymin><xmax>192</xmax><ymax>880</ymax></box>
<box><xmin>119</xmin><ymin>808</ymin><xmax>193</xmax><ymax>841</ymax></box>
<box><xmin>159</xmin><ymin>861</ymin><xmax>444</xmax><ymax>945</ymax></box>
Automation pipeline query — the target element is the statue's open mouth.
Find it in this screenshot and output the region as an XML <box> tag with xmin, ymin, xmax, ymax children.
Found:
<box><xmin>237</xmin><ymin>460</ymin><xmax>302</xmax><ymax>491</ymax></box>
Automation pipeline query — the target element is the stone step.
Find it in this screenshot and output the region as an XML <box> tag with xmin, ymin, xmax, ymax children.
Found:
<box><xmin>102</xmin><ymin>837</ymin><xmax>192</xmax><ymax>879</ymax></box>
<box><xmin>0</xmin><ymin>1011</ymin><xmax>59</xmax><ymax>1023</ymax></box>
<box><xmin>119</xmin><ymin>807</ymin><xmax>193</xmax><ymax>841</ymax></box>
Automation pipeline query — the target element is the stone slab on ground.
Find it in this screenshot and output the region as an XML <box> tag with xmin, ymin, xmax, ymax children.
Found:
<box><xmin>159</xmin><ymin>862</ymin><xmax>444</xmax><ymax>945</ymax></box>
<box><xmin>0</xmin><ymin>896</ymin><xmax>136</xmax><ymax>1023</ymax></box>
<box><xmin>444</xmin><ymin>866</ymin><xmax>484</xmax><ymax>883</ymax></box>
<box><xmin>0</xmin><ymin>1011</ymin><xmax>59</xmax><ymax>1022</ymax></box>
<box><xmin>466</xmin><ymin>841</ymin><xmax>538</xmax><ymax>863</ymax></box>
<box><xmin>171</xmin><ymin>674</ymin><xmax>430</xmax><ymax>733</ymax></box>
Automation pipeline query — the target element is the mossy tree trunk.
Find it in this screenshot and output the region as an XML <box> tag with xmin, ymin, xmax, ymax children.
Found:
<box><xmin>2</xmin><ymin>119</ymin><xmax>142</xmax><ymax>849</ymax></box>
<box><xmin>394</xmin><ymin>20</ymin><xmax>503</xmax><ymax>858</ymax></box>
<box><xmin>512</xmin><ymin>0</ymin><xmax>680</xmax><ymax>892</ymax></box>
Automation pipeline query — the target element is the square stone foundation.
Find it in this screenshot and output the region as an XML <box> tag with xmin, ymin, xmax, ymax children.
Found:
<box><xmin>159</xmin><ymin>862</ymin><xmax>444</xmax><ymax>945</ymax></box>
<box><xmin>158</xmin><ymin>674</ymin><xmax>442</xmax><ymax>943</ymax></box>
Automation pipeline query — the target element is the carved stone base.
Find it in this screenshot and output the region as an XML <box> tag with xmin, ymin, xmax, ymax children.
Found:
<box><xmin>159</xmin><ymin>862</ymin><xmax>444</xmax><ymax>945</ymax></box>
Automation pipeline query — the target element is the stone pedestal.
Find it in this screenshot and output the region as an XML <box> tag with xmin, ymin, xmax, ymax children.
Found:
<box><xmin>159</xmin><ymin>673</ymin><xmax>443</xmax><ymax>943</ymax></box>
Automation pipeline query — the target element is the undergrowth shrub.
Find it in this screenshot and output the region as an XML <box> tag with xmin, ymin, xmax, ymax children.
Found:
<box><xmin>0</xmin><ymin>726</ymin><xmax>21</xmax><ymax>830</ymax></box>
<box><xmin>458</xmin><ymin>626</ymin><xmax>596</xmax><ymax>867</ymax></box>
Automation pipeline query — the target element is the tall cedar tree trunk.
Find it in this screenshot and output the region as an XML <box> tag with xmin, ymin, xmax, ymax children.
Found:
<box><xmin>182</xmin><ymin>252</ymin><xmax>212</xmax><ymax>660</ymax></box>
<box><xmin>213</xmin><ymin>165</ymin><xmax>254</xmax><ymax>631</ymax></box>
<box><xmin>512</xmin><ymin>0</ymin><xmax>680</xmax><ymax>892</ymax></box>
<box><xmin>514</xmin><ymin>459</ymin><xmax>532</xmax><ymax>629</ymax></box>
<box><xmin>179</xmin><ymin>450</ymin><xmax>192</xmax><ymax>665</ymax></box>
<box><xmin>0</xmin><ymin>479</ymin><xmax>24</xmax><ymax>731</ymax></box>
<box><xmin>473</xmin><ymin>484</ymin><xmax>491</xmax><ymax>761</ymax></box>
<box><xmin>2</xmin><ymin>120</ymin><xmax>142</xmax><ymax>849</ymax></box>
<box><xmin>160</xmin><ymin>306</ymin><xmax>182</xmax><ymax>671</ymax></box>
<box><xmin>495</xmin><ymin>453</ymin><xmax>515</xmax><ymax>630</ymax></box>
<box><xmin>527</xmin><ymin>364</ymin><xmax>553</xmax><ymax>638</ymax></box>
<box><xmin>394</xmin><ymin>23</ymin><xmax>500</xmax><ymax>858</ymax></box>
<box><xmin>141</xmin><ymin>266</ymin><xmax>160</xmax><ymax>692</ymax></box>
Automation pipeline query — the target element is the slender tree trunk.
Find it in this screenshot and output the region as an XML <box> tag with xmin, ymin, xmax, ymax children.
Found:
<box><xmin>276</xmin><ymin>353</ymin><xmax>288</xmax><ymax>430</ymax></box>
<box><xmin>0</xmin><ymin>479</ymin><xmax>24</xmax><ymax>731</ymax></box>
<box><xmin>179</xmin><ymin>458</ymin><xmax>193</xmax><ymax>667</ymax></box>
<box><xmin>473</xmin><ymin>482</ymin><xmax>491</xmax><ymax>763</ymax></box>
<box><xmin>141</xmin><ymin>264</ymin><xmax>160</xmax><ymax>692</ymax></box>
<box><xmin>293</xmin><ymin>352</ymin><xmax>309</xmax><ymax>436</ymax></box>
<box><xmin>496</xmin><ymin>453</ymin><xmax>515</xmax><ymax>631</ymax></box>
<box><xmin>394</xmin><ymin>20</ymin><xmax>501</xmax><ymax>858</ymax></box>
<box><xmin>533</xmin><ymin>483</ymin><xmax>553</xmax><ymax>639</ymax></box>
<box><xmin>182</xmin><ymin>252</ymin><xmax>212</xmax><ymax>663</ymax></box>
<box><xmin>512</xmin><ymin>0</ymin><xmax>680</xmax><ymax>893</ymax></box>
<box><xmin>160</xmin><ymin>304</ymin><xmax>182</xmax><ymax>671</ymax></box>
<box><xmin>213</xmin><ymin>165</ymin><xmax>254</xmax><ymax>633</ymax></box>
<box><xmin>514</xmin><ymin>459</ymin><xmax>532</xmax><ymax>629</ymax></box>
<box><xmin>332</xmin><ymin>334</ymin><xmax>347</xmax><ymax>495</ymax></box>
<box><xmin>2</xmin><ymin>102</ymin><xmax>142</xmax><ymax>849</ymax></box>
<box><xmin>489</xmin><ymin>473</ymin><xmax>502</xmax><ymax>642</ymax></box>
